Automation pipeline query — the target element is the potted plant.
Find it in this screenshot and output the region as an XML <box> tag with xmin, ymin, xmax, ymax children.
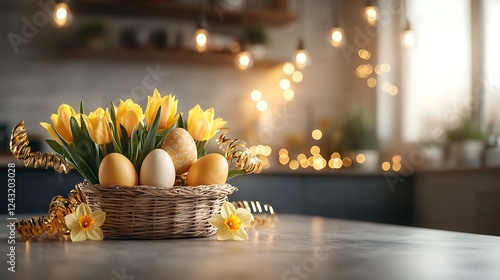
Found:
<box><xmin>445</xmin><ymin>114</ymin><xmax>487</xmax><ymax>168</ymax></box>
<box><xmin>338</xmin><ymin>108</ymin><xmax>379</xmax><ymax>170</ymax></box>
<box><xmin>245</xmin><ymin>26</ymin><xmax>268</xmax><ymax>60</ymax></box>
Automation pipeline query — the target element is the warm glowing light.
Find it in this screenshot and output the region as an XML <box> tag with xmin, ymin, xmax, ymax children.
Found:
<box><xmin>311</xmin><ymin>129</ymin><xmax>323</xmax><ymax>140</ymax></box>
<box><xmin>364</xmin><ymin>5</ymin><xmax>379</xmax><ymax>25</ymax></box>
<box><xmin>381</xmin><ymin>63</ymin><xmax>391</xmax><ymax>72</ymax></box>
<box><xmin>280</xmin><ymin>79</ymin><xmax>291</xmax><ymax>90</ymax></box>
<box><xmin>283</xmin><ymin>63</ymin><xmax>295</xmax><ymax>75</ymax></box>
<box><xmin>53</xmin><ymin>3</ymin><xmax>72</xmax><ymax>28</ymax></box>
<box><xmin>331</xmin><ymin>152</ymin><xmax>340</xmax><ymax>159</ymax></box>
<box><xmin>300</xmin><ymin>158</ymin><xmax>309</xmax><ymax>168</ymax></box>
<box><xmin>292</xmin><ymin>71</ymin><xmax>303</xmax><ymax>83</ymax></box>
<box><xmin>310</xmin><ymin>145</ymin><xmax>320</xmax><ymax>155</ymax></box>
<box><xmin>193</xmin><ymin>28</ymin><xmax>209</xmax><ymax>53</ymax></box>
<box><xmin>358</xmin><ymin>49</ymin><xmax>371</xmax><ymax>60</ymax></box>
<box><xmin>279</xmin><ymin>155</ymin><xmax>290</xmax><ymax>165</ymax></box>
<box><xmin>374</xmin><ymin>64</ymin><xmax>382</xmax><ymax>75</ymax></box>
<box><xmin>392</xmin><ymin>162</ymin><xmax>401</xmax><ymax>172</ymax></box>
<box><xmin>389</xmin><ymin>85</ymin><xmax>399</xmax><ymax>96</ymax></box>
<box><xmin>381</xmin><ymin>161</ymin><xmax>391</xmax><ymax>171</ymax></box>
<box><xmin>289</xmin><ymin>160</ymin><xmax>299</xmax><ymax>170</ymax></box>
<box><xmin>279</xmin><ymin>148</ymin><xmax>288</xmax><ymax>155</ymax></box>
<box><xmin>250</xmin><ymin>90</ymin><xmax>262</xmax><ymax>101</ymax></box>
<box><xmin>297</xmin><ymin>153</ymin><xmax>307</xmax><ymax>161</ymax></box>
<box><xmin>329</xmin><ymin>27</ymin><xmax>345</xmax><ymax>48</ymax></box>
<box><xmin>313</xmin><ymin>157</ymin><xmax>327</xmax><ymax>170</ymax></box>
<box><xmin>381</xmin><ymin>82</ymin><xmax>392</xmax><ymax>92</ymax></box>
<box><xmin>402</xmin><ymin>29</ymin><xmax>415</xmax><ymax>48</ymax></box>
<box><xmin>343</xmin><ymin>157</ymin><xmax>352</xmax><ymax>167</ymax></box>
<box><xmin>367</xmin><ymin>77</ymin><xmax>377</xmax><ymax>88</ymax></box>
<box><xmin>392</xmin><ymin>155</ymin><xmax>402</xmax><ymax>163</ymax></box>
<box><xmin>356</xmin><ymin>154</ymin><xmax>366</xmax><ymax>164</ymax></box>
<box><xmin>329</xmin><ymin>158</ymin><xmax>343</xmax><ymax>169</ymax></box>
<box><xmin>236</xmin><ymin>51</ymin><xmax>254</xmax><ymax>70</ymax></box>
<box><xmin>283</xmin><ymin>89</ymin><xmax>295</xmax><ymax>101</ymax></box>
<box><xmin>355</xmin><ymin>65</ymin><xmax>373</xmax><ymax>78</ymax></box>
<box><xmin>294</xmin><ymin>49</ymin><xmax>311</xmax><ymax>69</ymax></box>
<box><xmin>256</xmin><ymin>100</ymin><xmax>267</xmax><ymax>111</ymax></box>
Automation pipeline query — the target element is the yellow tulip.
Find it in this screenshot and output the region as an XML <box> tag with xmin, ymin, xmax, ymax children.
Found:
<box><xmin>83</xmin><ymin>107</ymin><xmax>113</xmax><ymax>145</ymax></box>
<box><xmin>40</xmin><ymin>103</ymin><xmax>78</xmax><ymax>143</ymax></box>
<box><xmin>187</xmin><ymin>104</ymin><xmax>227</xmax><ymax>141</ymax></box>
<box><xmin>116</xmin><ymin>99</ymin><xmax>143</xmax><ymax>137</ymax></box>
<box><xmin>144</xmin><ymin>89</ymin><xmax>179</xmax><ymax>131</ymax></box>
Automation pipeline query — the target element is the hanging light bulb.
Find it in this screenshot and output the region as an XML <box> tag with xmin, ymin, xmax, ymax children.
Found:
<box><xmin>293</xmin><ymin>40</ymin><xmax>311</xmax><ymax>69</ymax></box>
<box><xmin>52</xmin><ymin>2</ymin><xmax>72</xmax><ymax>28</ymax></box>
<box><xmin>402</xmin><ymin>26</ymin><xmax>415</xmax><ymax>48</ymax></box>
<box><xmin>236</xmin><ymin>50</ymin><xmax>253</xmax><ymax>70</ymax></box>
<box><xmin>329</xmin><ymin>27</ymin><xmax>345</xmax><ymax>48</ymax></box>
<box><xmin>364</xmin><ymin>5</ymin><xmax>379</xmax><ymax>25</ymax></box>
<box><xmin>192</xmin><ymin>14</ymin><xmax>210</xmax><ymax>53</ymax></box>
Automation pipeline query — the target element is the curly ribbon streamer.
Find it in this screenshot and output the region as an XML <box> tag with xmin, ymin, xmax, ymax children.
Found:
<box><xmin>10</xmin><ymin>121</ymin><xmax>72</xmax><ymax>174</ymax></box>
<box><xmin>15</xmin><ymin>186</ymin><xmax>86</xmax><ymax>238</ymax></box>
<box><xmin>216</xmin><ymin>131</ymin><xmax>262</xmax><ymax>174</ymax></box>
<box><xmin>232</xmin><ymin>200</ymin><xmax>277</xmax><ymax>228</ymax></box>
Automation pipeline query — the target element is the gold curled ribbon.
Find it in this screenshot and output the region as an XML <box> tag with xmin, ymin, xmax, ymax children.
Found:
<box><xmin>15</xmin><ymin>186</ymin><xmax>85</xmax><ymax>238</ymax></box>
<box><xmin>232</xmin><ymin>200</ymin><xmax>277</xmax><ymax>228</ymax></box>
<box><xmin>10</xmin><ymin>121</ymin><xmax>72</xmax><ymax>174</ymax></box>
<box><xmin>216</xmin><ymin>130</ymin><xmax>262</xmax><ymax>174</ymax></box>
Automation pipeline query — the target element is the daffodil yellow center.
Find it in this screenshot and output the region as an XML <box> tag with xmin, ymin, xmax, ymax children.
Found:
<box><xmin>79</xmin><ymin>215</ymin><xmax>94</xmax><ymax>231</ymax></box>
<box><xmin>224</xmin><ymin>214</ymin><xmax>242</xmax><ymax>231</ymax></box>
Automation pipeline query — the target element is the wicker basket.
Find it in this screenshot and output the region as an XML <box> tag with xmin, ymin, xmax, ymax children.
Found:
<box><xmin>77</xmin><ymin>182</ymin><xmax>237</xmax><ymax>239</ymax></box>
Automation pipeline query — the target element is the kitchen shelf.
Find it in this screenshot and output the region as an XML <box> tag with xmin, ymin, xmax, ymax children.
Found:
<box><xmin>66</xmin><ymin>48</ymin><xmax>285</xmax><ymax>68</ymax></box>
<box><xmin>72</xmin><ymin>0</ymin><xmax>296</xmax><ymax>26</ymax></box>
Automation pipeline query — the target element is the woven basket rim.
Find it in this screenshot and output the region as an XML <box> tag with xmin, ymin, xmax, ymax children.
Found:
<box><xmin>77</xmin><ymin>182</ymin><xmax>237</xmax><ymax>197</ymax></box>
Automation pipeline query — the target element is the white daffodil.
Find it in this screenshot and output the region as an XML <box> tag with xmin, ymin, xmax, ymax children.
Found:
<box><xmin>209</xmin><ymin>201</ymin><xmax>254</xmax><ymax>241</ymax></box>
<box><xmin>64</xmin><ymin>203</ymin><xmax>106</xmax><ymax>242</ymax></box>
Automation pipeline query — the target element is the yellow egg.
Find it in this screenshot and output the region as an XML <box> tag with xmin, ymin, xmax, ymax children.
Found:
<box><xmin>140</xmin><ymin>149</ymin><xmax>175</xmax><ymax>188</ymax></box>
<box><xmin>186</xmin><ymin>153</ymin><xmax>228</xmax><ymax>186</ymax></box>
<box><xmin>99</xmin><ymin>153</ymin><xmax>138</xmax><ymax>186</ymax></box>
<box><xmin>161</xmin><ymin>128</ymin><xmax>197</xmax><ymax>175</ymax></box>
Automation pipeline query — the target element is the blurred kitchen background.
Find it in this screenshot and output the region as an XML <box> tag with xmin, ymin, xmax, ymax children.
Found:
<box><xmin>1</xmin><ymin>0</ymin><xmax>499</xmax><ymax>234</ymax></box>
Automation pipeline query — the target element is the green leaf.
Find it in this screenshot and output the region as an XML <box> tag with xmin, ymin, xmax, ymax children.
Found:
<box><xmin>228</xmin><ymin>169</ymin><xmax>245</xmax><ymax>179</ymax></box>
<box><xmin>196</xmin><ymin>140</ymin><xmax>207</xmax><ymax>159</ymax></box>
<box><xmin>51</xmin><ymin>125</ymin><xmax>98</xmax><ymax>183</ymax></box>
<box><xmin>45</xmin><ymin>139</ymin><xmax>64</xmax><ymax>155</ymax></box>
<box><xmin>70</xmin><ymin>117</ymin><xmax>99</xmax><ymax>180</ymax></box>
<box><xmin>120</xmin><ymin>124</ymin><xmax>130</xmax><ymax>158</ymax></box>
<box><xmin>134</xmin><ymin>108</ymin><xmax>162</xmax><ymax>172</ymax></box>
<box><xmin>177</xmin><ymin>113</ymin><xmax>185</xmax><ymax>129</ymax></box>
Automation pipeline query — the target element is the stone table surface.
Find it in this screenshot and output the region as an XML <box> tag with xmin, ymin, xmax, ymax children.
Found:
<box><xmin>2</xmin><ymin>214</ymin><xmax>500</xmax><ymax>280</ymax></box>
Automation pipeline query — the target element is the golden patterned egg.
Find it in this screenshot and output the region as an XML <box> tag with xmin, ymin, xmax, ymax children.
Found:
<box><xmin>140</xmin><ymin>149</ymin><xmax>175</xmax><ymax>188</ymax></box>
<box><xmin>99</xmin><ymin>153</ymin><xmax>138</xmax><ymax>186</ymax></box>
<box><xmin>161</xmin><ymin>128</ymin><xmax>197</xmax><ymax>175</ymax></box>
<box><xmin>186</xmin><ymin>153</ymin><xmax>228</xmax><ymax>186</ymax></box>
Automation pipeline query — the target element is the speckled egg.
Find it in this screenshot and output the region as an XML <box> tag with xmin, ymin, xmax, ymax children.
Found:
<box><xmin>161</xmin><ymin>128</ymin><xmax>197</xmax><ymax>175</ymax></box>
<box><xmin>99</xmin><ymin>153</ymin><xmax>138</xmax><ymax>186</ymax></box>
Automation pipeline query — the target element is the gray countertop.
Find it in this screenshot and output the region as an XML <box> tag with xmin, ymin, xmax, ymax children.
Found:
<box><xmin>2</xmin><ymin>214</ymin><xmax>500</xmax><ymax>280</ymax></box>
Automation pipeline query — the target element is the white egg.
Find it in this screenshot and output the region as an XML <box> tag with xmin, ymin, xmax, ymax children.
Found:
<box><xmin>140</xmin><ymin>149</ymin><xmax>175</xmax><ymax>188</ymax></box>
